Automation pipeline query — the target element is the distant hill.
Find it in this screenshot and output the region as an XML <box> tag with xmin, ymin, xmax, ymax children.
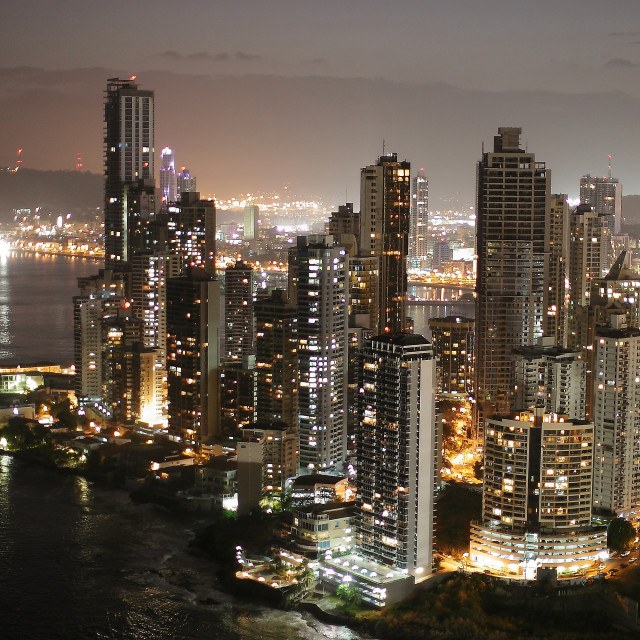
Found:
<box><xmin>0</xmin><ymin>168</ymin><xmax>102</xmax><ymax>221</ymax></box>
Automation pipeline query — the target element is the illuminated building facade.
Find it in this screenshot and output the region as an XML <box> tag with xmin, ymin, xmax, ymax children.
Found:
<box><xmin>176</xmin><ymin>167</ymin><xmax>196</xmax><ymax>195</ymax></box>
<box><xmin>73</xmin><ymin>269</ymin><xmax>127</xmax><ymax>403</ymax></box>
<box><xmin>580</xmin><ymin>172</ymin><xmax>622</xmax><ymax>269</ymax></box>
<box><xmin>470</xmin><ymin>411</ymin><xmax>606</xmax><ymax>578</ymax></box>
<box><xmin>166</xmin><ymin>268</ymin><xmax>221</xmax><ymax>442</ymax></box>
<box><xmin>359</xmin><ymin>154</ymin><xmax>410</xmax><ymax>334</ymax></box>
<box><xmin>295</xmin><ymin>235</ymin><xmax>348</xmax><ymax>471</ymax></box>
<box><xmin>593</xmin><ymin>313</ymin><xmax>640</xmax><ymax>517</ymax></box>
<box><xmin>409</xmin><ymin>169</ymin><xmax>428</xmax><ymax>265</ymax></box>
<box><xmin>240</xmin><ymin>423</ymin><xmax>299</xmax><ymax>497</ymax></box>
<box><xmin>254</xmin><ymin>289</ymin><xmax>298</xmax><ymax>429</ymax></box>
<box><xmin>104</xmin><ymin>78</ymin><xmax>154</xmax><ymax>269</ymax></box>
<box><xmin>243</xmin><ymin>204</ymin><xmax>259</xmax><ymax>241</ymax></box>
<box><xmin>224</xmin><ymin>259</ymin><xmax>254</xmax><ymax>362</ymax></box>
<box><xmin>475</xmin><ymin>127</ymin><xmax>550</xmax><ymax>433</ymax></box>
<box><xmin>357</xmin><ymin>334</ymin><xmax>438</xmax><ymax>577</ymax></box>
<box><xmin>513</xmin><ymin>340</ymin><xmax>585</xmax><ymax>420</ymax></box>
<box><xmin>130</xmin><ymin>252</ymin><xmax>177</xmax><ymax>356</ymax></box>
<box><xmin>159</xmin><ymin>147</ymin><xmax>177</xmax><ymax>204</ymax></box>
<box><xmin>546</xmin><ymin>194</ymin><xmax>569</xmax><ymax>348</ymax></box>
<box><xmin>428</xmin><ymin>315</ymin><xmax>474</xmax><ymax>396</ymax></box>
<box><xmin>167</xmin><ymin>191</ymin><xmax>216</xmax><ymax>276</ymax></box>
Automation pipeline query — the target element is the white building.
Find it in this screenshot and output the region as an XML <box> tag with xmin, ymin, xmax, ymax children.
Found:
<box><xmin>470</xmin><ymin>411</ymin><xmax>606</xmax><ymax>578</ymax></box>
<box><xmin>294</xmin><ymin>235</ymin><xmax>348</xmax><ymax>472</ymax></box>
<box><xmin>593</xmin><ymin>313</ymin><xmax>640</xmax><ymax>518</ymax></box>
<box><xmin>323</xmin><ymin>334</ymin><xmax>438</xmax><ymax>606</ymax></box>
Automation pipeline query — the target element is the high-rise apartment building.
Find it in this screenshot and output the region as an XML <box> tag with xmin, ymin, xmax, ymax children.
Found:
<box><xmin>359</xmin><ymin>154</ymin><xmax>410</xmax><ymax>334</ymax></box>
<box><xmin>130</xmin><ymin>252</ymin><xmax>177</xmax><ymax>356</ymax></box>
<box><xmin>295</xmin><ymin>235</ymin><xmax>348</xmax><ymax>471</ymax></box>
<box><xmin>546</xmin><ymin>194</ymin><xmax>569</xmax><ymax>348</ymax></box>
<box><xmin>104</xmin><ymin>78</ymin><xmax>154</xmax><ymax>269</ymax></box>
<box><xmin>428</xmin><ymin>316</ymin><xmax>474</xmax><ymax>397</ymax></box>
<box><xmin>356</xmin><ymin>334</ymin><xmax>438</xmax><ymax>595</ymax></box>
<box><xmin>177</xmin><ymin>166</ymin><xmax>196</xmax><ymax>195</ymax></box>
<box><xmin>513</xmin><ymin>339</ymin><xmax>585</xmax><ymax>419</ymax></box>
<box><xmin>580</xmin><ymin>171</ymin><xmax>622</xmax><ymax>269</ymax></box>
<box><xmin>224</xmin><ymin>259</ymin><xmax>254</xmax><ymax>362</ymax></box>
<box><xmin>243</xmin><ymin>204</ymin><xmax>259</xmax><ymax>241</ymax></box>
<box><xmin>254</xmin><ymin>289</ymin><xmax>298</xmax><ymax>429</ymax></box>
<box><xmin>567</xmin><ymin>204</ymin><xmax>607</xmax><ymax>351</ymax></box>
<box><xmin>73</xmin><ymin>269</ymin><xmax>127</xmax><ymax>403</ymax></box>
<box><xmin>167</xmin><ymin>191</ymin><xmax>216</xmax><ymax>276</ymax></box>
<box><xmin>220</xmin><ymin>259</ymin><xmax>256</xmax><ymax>433</ymax></box>
<box><xmin>409</xmin><ymin>168</ymin><xmax>429</xmax><ymax>264</ymax></box>
<box><xmin>470</xmin><ymin>410</ymin><xmax>606</xmax><ymax>578</ymax></box>
<box><xmin>159</xmin><ymin>147</ymin><xmax>177</xmax><ymax>204</ymax></box>
<box><xmin>166</xmin><ymin>268</ymin><xmax>221</xmax><ymax>443</ymax></box>
<box><xmin>475</xmin><ymin>127</ymin><xmax>550</xmax><ymax>433</ymax></box>
<box><xmin>593</xmin><ymin>313</ymin><xmax>640</xmax><ymax>517</ymax></box>
<box><xmin>326</xmin><ymin>203</ymin><xmax>360</xmax><ymax>246</ymax></box>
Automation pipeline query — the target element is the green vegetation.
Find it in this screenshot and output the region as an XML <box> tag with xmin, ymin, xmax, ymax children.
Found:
<box><xmin>355</xmin><ymin>574</ymin><xmax>633</xmax><ymax>639</ymax></box>
<box><xmin>0</xmin><ymin>417</ymin><xmax>49</xmax><ymax>450</ymax></box>
<box><xmin>608</xmin><ymin>517</ymin><xmax>636</xmax><ymax>552</ymax></box>
<box><xmin>435</xmin><ymin>482</ymin><xmax>481</xmax><ymax>556</ymax></box>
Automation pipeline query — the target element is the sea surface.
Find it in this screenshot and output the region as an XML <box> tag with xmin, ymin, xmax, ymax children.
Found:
<box><xmin>0</xmin><ymin>455</ymin><xmax>365</xmax><ymax>640</ymax></box>
<box><xmin>0</xmin><ymin>250</ymin><xmax>99</xmax><ymax>364</ymax></box>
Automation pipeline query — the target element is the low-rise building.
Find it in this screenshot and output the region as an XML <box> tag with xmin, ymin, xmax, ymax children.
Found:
<box><xmin>291</xmin><ymin>502</ymin><xmax>355</xmax><ymax>556</ymax></box>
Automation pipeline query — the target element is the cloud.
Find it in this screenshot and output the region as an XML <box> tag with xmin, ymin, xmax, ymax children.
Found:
<box><xmin>159</xmin><ymin>50</ymin><xmax>183</xmax><ymax>60</ymax></box>
<box><xmin>156</xmin><ymin>51</ymin><xmax>261</xmax><ymax>63</ymax></box>
<box><xmin>235</xmin><ymin>51</ymin><xmax>263</xmax><ymax>61</ymax></box>
<box><xmin>610</xmin><ymin>31</ymin><xmax>640</xmax><ymax>37</ymax></box>
<box><xmin>187</xmin><ymin>52</ymin><xmax>215</xmax><ymax>60</ymax></box>
<box><xmin>605</xmin><ymin>58</ymin><xmax>638</xmax><ymax>69</ymax></box>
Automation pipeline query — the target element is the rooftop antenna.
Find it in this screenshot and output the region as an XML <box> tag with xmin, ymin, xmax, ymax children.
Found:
<box><xmin>382</xmin><ymin>138</ymin><xmax>386</xmax><ymax>156</ymax></box>
<box><xmin>608</xmin><ymin>154</ymin><xmax>612</xmax><ymax>179</ymax></box>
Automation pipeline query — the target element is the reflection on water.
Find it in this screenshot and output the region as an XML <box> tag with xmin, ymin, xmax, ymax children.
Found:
<box><xmin>0</xmin><ymin>251</ymin><xmax>97</xmax><ymax>364</ymax></box>
<box><xmin>409</xmin><ymin>284</ymin><xmax>475</xmax><ymax>338</ymax></box>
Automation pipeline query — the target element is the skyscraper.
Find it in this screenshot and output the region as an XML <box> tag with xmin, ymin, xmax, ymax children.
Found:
<box><xmin>166</xmin><ymin>268</ymin><xmax>221</xmax><ymax>443</ymax></box>
<box><xmin>545</xmin><ymin>194</ymin><xmax>569</xmax><ymax>348</ymax></box>
<box><xmin>73</xmin><ymin>269</ymin><xmax>127</xmax><ymax>403</ymax></box>
<box><xmin>159</xmin><ymin>147</ymin><xmax>177</xmax><ymax>204</ymax></box>
<box><xmin>177</xmin><ymin>166</ymin><xmax>197</xmax><ymax>195</ymax></box>
<box><xmin>470</xmin><ymin>410</ymin><xmax>605</xmax><ymax>578</ymax></box>
<box><xmin>475</xmin><ymin>127</ymin><xmax>550</xmax><ymax>433</ymax></box>
<box><xmin>254</xmin><ymin>290</ymin><xmax>298</xmax><ymax>429</ymax></box>
<box><xmin>409</xmin><ymin>168</ymin><xmax>428</xmax><ymax>265</ymax></box>
<box><xmin>580</xmin><ymin>170</ymin><xmax>622</xmax><ymax>269</ymax></box>
<box><xmin>356</xmin><ymin>334</ymin><xmax>438</xmax><ymax>592</ymax></box>
<box><xmin>167</xmin><ymin>191</ymin><xmax>216</xmax><ymax>276</ymax></box>
<box><xmin>104</xmin><ymin>78</ymin><xmax>154</xmax><ymax>269</ymax></box>
<box><xmin>359</xmin><ymin>154</ymin><xmax>410</xmax><ymax>334</ymax></box>
<box><xmin>295</xmin><ymin>235</ymin><xmax>348</xmax><ymax>471</ymax></box>
<box><xmin>593</xmin><ymin>313</ymin><xmax>640</xmax><ymax>517</ymax></box>
<box><xmin>243</xmin><ymin>204</ymin><xmax>259</xmax><ymax>241</ymax></box>
<box><xmin>428</xmin><ymin>315</ymin><xmax>474</xmax><ymax>397</ymax></box>
<box><xmin>224</xmin><ymin>259</ymin><xmax>254</xmax><ymax>362</ymax></box>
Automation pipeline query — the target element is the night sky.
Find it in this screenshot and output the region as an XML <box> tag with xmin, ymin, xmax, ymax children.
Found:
<box><xmin>2</xmin><ymin>0</ymin><xmax>640</xmax><ymax>208</ymax></box>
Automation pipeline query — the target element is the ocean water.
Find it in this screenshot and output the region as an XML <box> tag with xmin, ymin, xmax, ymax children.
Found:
<box><xmin>0</xmin><ymin>455</ymin><xmax>365</xmax><ymax>640</ymax></box>
<box><xmin>0</xmin><ymin>250</ymin><xmax>98</xmax><ymax>364</ymax></box>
